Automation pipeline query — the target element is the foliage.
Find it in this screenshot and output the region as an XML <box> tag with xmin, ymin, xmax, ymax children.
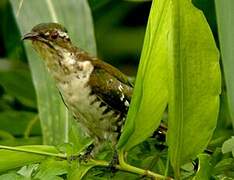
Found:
<box><xmin>117</xmin><ymin>0</ymin><xmax>169</xmax><ymax>151</ymax></box>
<box><xmin>167</xmin><ymin>0</ymin><xmax>220</xmax><ymax>178</ymax></box>
<box><xmin>215</xmin><ymin>0</ymin><xmax>234</xmax><ymax>128</ymax></box>
<box><xmin>0</xmin><ymin>0</ymin><xmax>233</xmax><ymax>179</ymax></box>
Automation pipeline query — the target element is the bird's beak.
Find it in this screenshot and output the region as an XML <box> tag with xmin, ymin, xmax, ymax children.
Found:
<box><xmin>22</xmin><ymin>32</ymin><xmax>39</xmax><ymax>41</ymax></box>
<box><xmin>22</xmin><ymin>31</ymin><xmax>54</xmax><ymax>49</ymax></box>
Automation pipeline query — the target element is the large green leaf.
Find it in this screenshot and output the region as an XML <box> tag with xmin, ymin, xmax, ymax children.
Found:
<box><xmin>117</xmin><ymin>0</ymin><xmax>169</xmax><ymax>151</ymax></box>
<box><xmin>0</xmin><ymin>145</ymin><xmax>58</xmax><ymax>173</ymax></box>
<box><xmin>167</xmin><ymin>0</ymin><xmax>221</xmax><ymax>177</ymax></box>
<box><xmin>215</xmin><ymin>0</ymin><xmax>234</xmax><ymax>128</ymax></box>
<box><xmin>9</xmin><ymin>0</ymin><xmax>96</xmax><ymax>145</ymax></box>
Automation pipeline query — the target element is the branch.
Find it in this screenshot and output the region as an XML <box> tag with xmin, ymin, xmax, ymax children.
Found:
<box><xmin>0</xmin><ymin>145</ymin><xmax>173</xmax><ymax>179</ymax></box>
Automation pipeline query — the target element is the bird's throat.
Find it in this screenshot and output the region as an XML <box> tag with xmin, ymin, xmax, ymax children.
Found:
<box><xmin>32</xmin><ymin>40</ymin><xmax>79</xmax><ymax>79</ymax></box>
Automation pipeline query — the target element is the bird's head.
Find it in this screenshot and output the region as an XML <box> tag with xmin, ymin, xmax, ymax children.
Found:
<box><xmin>23</xmin><ymin>22</ymin><xmax>71</xmax><ymax>48</ymax></box>
<box><xmin>23</xmin><ymin>23</ymin><xmax>76</xmax><ymax>73</ymax></box>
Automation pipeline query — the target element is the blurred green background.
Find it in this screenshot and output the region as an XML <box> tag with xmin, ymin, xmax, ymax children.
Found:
<box><xmin>0</xmin><ymin>1</ymin><xmax>233</xmax><ymax>179</ymax></box>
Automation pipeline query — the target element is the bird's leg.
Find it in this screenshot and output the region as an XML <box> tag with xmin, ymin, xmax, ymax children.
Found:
<box><xmin>77</xmin><ymin>139</ymin><xmax>104</xmax><ymax>163</ymax></box>
<box><xmin>108</xmin><ymin>149</ymin><xmax>119</xmax><ymax>173</ymax></box>
<box><xmin>78</xmin><ymin>143</ymin><xmax>95</xmax><ymax>163</ymax></box>
<box><xmin>67</xmin><ymin>143</ymin><xmax>95</xmax><ymax>163</ymax></box>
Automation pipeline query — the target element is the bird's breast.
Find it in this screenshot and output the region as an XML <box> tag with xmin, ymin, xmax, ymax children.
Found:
<box><xmin>56</xmin><ymin>61</ymin><xmax>120</xmax><ymax>142</ymax></box>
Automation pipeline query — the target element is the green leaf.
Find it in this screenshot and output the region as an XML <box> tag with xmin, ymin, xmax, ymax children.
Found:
<box><xmin>167</xmin><ymin>0</ymin><xmax>221</xmax><ymax>177</ymax></box>
<box><xmin>215</xmin><ymin>0</ymin><xmax>234</xmax><ymax>128</ymax></box>
<box><xmin>9</xmin><ymin>0</ymin><xmax>96</xmax><ymax>145</ymax></box>
<box><xmin>192</xmin><ymin>0</ymin><xmax>217</xmax><ymax>35</ymax></box>
<box><xmin>213</xmin><ymin>158</ymin><xmax>234</xmax><ymax>178</ymax></box>
<box><xmin>0</xmin><ymin>70</ymin><xmax>37</xmax><ymax>108</ymax></box>
<box><xmin>0</xmin><ymin>172</ymin><xmax>24</xmax><ymax>180</ymax></box>
<box><xmin>0</xmin><ymin>145</ymin><xmax>59</xmax><ymax>173</ymax></box>
<box><xmin>0</xmin><ymin>0</ymin><xmax>27</xmax><ymax>62</ymax></box>
<box><xmin>0</xmin><ymin>130</ymin><xmax>14</xmax><ymax>140</ymax></box>
<box><xmin>0</xmin><ymin>137</ymin><xmax>42</xmax><ymax>146</ymax></box>
<box><xmin>222</xmin><ymin>136</ymin><xmax>234</xmax><ymax>157</ymax></box>
<box><xmin>117</xmin><ymin>0</ymin><xmax>169</xmax><ymax>151</ymax></box>
<box><xmin>34</xmin><ymin>158</ymin><xmax>68</xmax><ymax>180</ymax></box>
<box><xmin>193</xmin><ymin>154</ymin><xmax>212</xmax><ymax>180</ymax></box>
<box><xmin>0</xmin><ymin>111</ymin><xmax>40</xmax><ymax>136</ymax></box>
<box><xmin>68</xmin><ymin>164</ymin><xmax>95</xmax><ymax>180</ymax></box>
<box><xmin>17</xmin><ymin>164</ymin><xmax>39</xmax><ymax>178</ymax></box>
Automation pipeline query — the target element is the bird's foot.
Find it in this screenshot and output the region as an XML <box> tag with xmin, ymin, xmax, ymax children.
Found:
<box><xmin>78</xmin><ymin>144</ymin><xmax>95</xmax><ymax>163</ymax></box>
<box><xmin>78</xmin><ymin>153</ymin><xmax>93</xmax><ymax>163</ymax></box>
<box><xmin>108</xmin><ymin>150</ymin><xmax>119</xmax><ymax>173</ymax></box>
<box><xmin>67</xmin><ymin>144</ymin><xmax>94</xmax><ymax>163</ymax></box>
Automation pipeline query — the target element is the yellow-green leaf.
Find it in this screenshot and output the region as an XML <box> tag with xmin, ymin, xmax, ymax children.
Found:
<box><xmin>167</xmin><ymin>0</ymin><xmax>221</xmax><ymax>177</ymax></box>
<box><xmin>0</xmin><ymin>145</ymin><xmax>58</xmax><ymax>173</ymax></box>
<box><xmin>117</xmin><ymin>0</ymin><xmax>169</xmax><ymax>151</ymax></box>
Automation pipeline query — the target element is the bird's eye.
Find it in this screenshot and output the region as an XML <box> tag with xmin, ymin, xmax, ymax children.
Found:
<box><xmin>51</xmin><ymin>31</ymin><xmax>59</xmax><ymax>39</ymax></box>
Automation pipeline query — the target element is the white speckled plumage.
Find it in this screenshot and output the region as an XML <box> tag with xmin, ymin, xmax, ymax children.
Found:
<box><xmin>26</xmin><ymin>23</ymin><xmax>133</xmax><ymax>155</ymax></box>
<box><xmin>33</xmin><ymin>41</ymin><xmax>119</xmax><ymax>143</ymax></box>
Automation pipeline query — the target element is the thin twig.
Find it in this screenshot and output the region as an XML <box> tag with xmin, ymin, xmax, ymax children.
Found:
<box><xmin>0</xmin><ymin>145</ymin><xmax>66</xmax><ymax>159</ymax></box>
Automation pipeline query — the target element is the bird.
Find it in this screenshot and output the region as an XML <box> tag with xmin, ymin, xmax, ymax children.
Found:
<box><xmin>23</xmin><ymin>23</ymin><xmax>167</xmax><ymax>160</ymax></box>
<box><xmin>23</xmin><ymin>23</ymin><xmax>134</xmax><ymax>156</ymax></box>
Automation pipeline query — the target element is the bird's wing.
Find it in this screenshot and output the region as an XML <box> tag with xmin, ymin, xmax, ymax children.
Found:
<box><xmin>88</xmin><ymin>62</ymin><xmax>133</xmax><ymax>114</ymax></box>
<box><xmin>91</xmin><ymin>59</ymin><xmax>134</xmax><ymax>88</ymax></box>
<box><xmin>74</xmin><ymin>47</ymin><xmax>134</xmax><ymax>87</ymax></box>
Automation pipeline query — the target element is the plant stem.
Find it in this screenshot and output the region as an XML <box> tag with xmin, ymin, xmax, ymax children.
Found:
<box><xmin>24</xmin><ymin>115</ymin><xmax>39</xmax><ymax>138</ymax></box>
<box><xmin>0</xmin><ymin>145</ymin><xmax>173</xmax><ymax>179</ymax></box>
<box><xmin>118</xmin><ymin>149</ymin><xmax>173</xmax><ymax>180</ymax></box>
<box><xmin>0</xmin><ymin>145</ymin><xmax>66</xmax><ymax>159</ymax></box>
<box><xmin>89</xmin><ymin>158</ymin><xmax>173</xmax><ymax>180</ymax></box>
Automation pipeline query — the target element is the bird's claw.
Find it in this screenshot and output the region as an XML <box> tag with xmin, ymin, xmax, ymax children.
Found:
<box><xmin>108</xmin><ymin>150</ymin><xmax>119</xmax><ymax>173</ymax></box>
<box><xmin>78</xmin><ymin>153</ymin><xmax>93</xmax><ymax>163</ymax></box>
<box><xmin>78</xmin><ymin>143</ymin><xmax>95</xmax><ymax>163</ymax></box>
<box><xmin>67</xmin><ymin>144</ymin><xmax>95</xmax><ymax>163</ymax></box>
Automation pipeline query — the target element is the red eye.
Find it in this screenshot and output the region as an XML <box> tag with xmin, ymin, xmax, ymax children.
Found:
<box><xmin>51</xmin><ymin>31</ymin><xmax>58</xmax><ymax>39</ymax></box>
